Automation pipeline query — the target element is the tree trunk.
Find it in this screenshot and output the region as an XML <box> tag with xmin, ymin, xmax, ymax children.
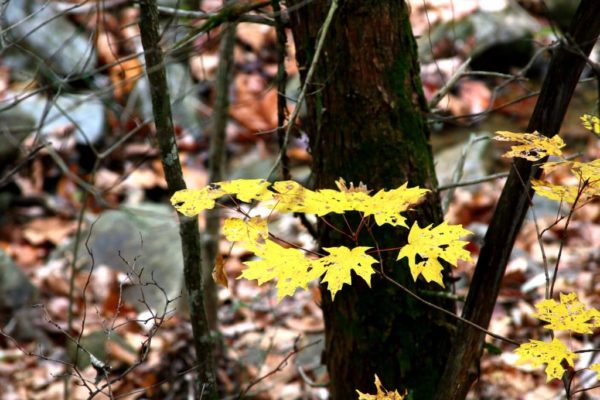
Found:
<box><xmin>289</xmin><ymin>1</ymin><xmax>455</xmax><ymax>398</ymax></box>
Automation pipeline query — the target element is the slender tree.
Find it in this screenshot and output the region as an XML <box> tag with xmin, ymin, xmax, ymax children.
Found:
<box><xmin>289</xmin><ymin>1</ymin><xmax>455</xmax><ymax>397</ymax></box>
<box><xmin>138</xmin><ymin>0</ymin><xmax>217</xmax><ymax>397</ymax></box>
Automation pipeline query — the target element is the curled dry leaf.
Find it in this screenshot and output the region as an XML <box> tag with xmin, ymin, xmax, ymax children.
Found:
<box><xmin>212</xmin><ymin>254</ymin><xmax>229</xmax><ymax>288</ymax></box>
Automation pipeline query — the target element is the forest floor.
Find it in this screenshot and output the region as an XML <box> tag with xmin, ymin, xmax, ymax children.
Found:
<box><xmin>1</xmin><ymin>0</ymin><xmax>600</xmax><ymax>399</ymax></box>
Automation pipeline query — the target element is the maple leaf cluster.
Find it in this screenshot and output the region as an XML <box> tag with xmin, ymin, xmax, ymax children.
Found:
<box><xmin>171</xmin><ymin>178</ymin><xmax>472</xmax><ymax>300</ymax></box>
<box><xmin>515</xmin><ymin>293</ymin><xmax>600</xmax><ymax>381</ymax></box>
<box><xmin>493</xmin><ymin>121</ymin><xmax>600</xmax><ymax>205</ymax></box>
<box><xmin>495</xmin><ymin>122</ymin><xmax>600</xmax><ymax>384</ymax></box>
<box><xmin>169</xmin><ymin>115</ymin><xmax>600</xmax><ymax>394</ymax></box>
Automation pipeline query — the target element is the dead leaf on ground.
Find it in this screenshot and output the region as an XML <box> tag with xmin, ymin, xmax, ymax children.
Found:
<box><xmin>23</xmin><ymin>217</ymin><xmax>78</xmax><ymax>246</ymax></box>
<box><xmin>230</xmin><ymin>73</ymin><xmax>278</xmax><ymax>133</ymax></box>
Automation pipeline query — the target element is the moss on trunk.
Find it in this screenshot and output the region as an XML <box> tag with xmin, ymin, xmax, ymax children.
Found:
<box><xmin>289</xmin><ymin>1</ymin><xmax>455</xmax><ymax>398</ymax></box>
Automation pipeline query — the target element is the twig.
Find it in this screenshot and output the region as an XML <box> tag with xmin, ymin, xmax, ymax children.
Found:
<box><xmin>156</xmin><ymin>5</ymin><xmax>274</xmax><ymax>25</ymax></box>
<box><xmin>50</xmin><ymin>0</ymin><xmax>128</xmax><ymax>14</ymax></box>
<box><xmin>442</xmin><ymin>133</ymin><xmax>490</xmax><ymax>213</ymax></box>
<box><xmin>38</xmin><ymin>137</ymin><xmax>103</xmax><ymax>201</ymax></box>
<box><xmin>64</xmin><ymin>161</ymin><xmax>99</xmax><ymax>399</ymax></box>
<box><xmin>436</xmin><ymin>151</ymin><xmax>583</xmax><ymax>192</ymax></box>
<box><xmin>238</xmin><ymin>338</ymin><xmax>321</xmax><ymax>399</ymax></box>
<box><xmin>297</xmin><ymin>363</ymin><xmax>328</xmax><ymax>387</ymax></box>
<box><xmin>437</xmin><ymin>171</ymin><xmax>509</xmax><ymax>191</ymax></box>
<box><xmin>429</xmin><ymin>57</ymin><xmax>471</xmax><ymax>109</ymax></box>
<box><xmin>203</xmin><ymin>1</ymin><xmax>237</xmax><ymax>329</ymax></box>
<box><xmin>549</xmin><ymin>179</ymin><xmax>587</xmax><ymax>297</ymax></box>
<box><xmin>530</xmin><ymin>205</ymin><xmax>552</xmax><ymax>299</ymax></box>
<box><xmin>379</xmin><ymin>273</ymin><xmax>520</xmax><ymax>346</ymax></box>
<box><xmin>267</xmin><ymin>0</ymin><xmax>338</xmax><ymax>180</ymax></box>
<box><xmin>272</xmin><ymin>0</ymin><xmax>290</xmax><ymax>181</ymax></box>
<box><xmin>172</xmin><ymin>1</ymin><xmax>271</xmax><ymax>51</ymax></box>
<box><xmin>0</xmin><ymin>143</ymin><xmax>47</xmax><ymax>186</ymax></box>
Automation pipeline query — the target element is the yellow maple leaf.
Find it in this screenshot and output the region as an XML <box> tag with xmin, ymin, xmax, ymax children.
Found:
<box><xmin>581</xmin><ymin>114</ymin><xmax>600</xmax><ymax>135</ymax></box>
<box><xmin>217</xmin><ymin>179</ymin><xmax>273</xmax><ymax>202</ymax></box>
<box><xmin>238</xmin><ymin>240</ymin><xmax>319</xmax><ymax>300</ymax></box>
<box><xmin>311</xmin><ymin>189</ymin><xmax>361</xmax><ymax>215</ymax></box>
<box><xmin>170</xmin><ymin>186</ymin><xmax>225</xmax><ymax>216</ymax></box>
<box><xmin>366</xmin><ymin>184</ymin><xmax>429</xmax><ymax>227</ymax></box>
<box><xmin>589</xmin><ymin>364</ymin><xmax>600</xmax><ymax>379</ymax></box>
<box><xmin>223</xmin><ymin>217</ymin><xmax>268</xmax><ymax>245</ymax></box>
<box><xmin>531</xmin><ymin>179</ymin><xmax>580</xmax><ymax>204</ymax></box>
<box><xmin>271</xmin><ymin>180</ymin><xmax>313</xmax><ymax>214</ymax></box>
<box><xmin>270</xmin><ymin>180</ymin><xmax>426</xmax><ymax>224</ymax></box>
<box><xmin>334</xmin><ymin>178</ymin><xmax>374</xmax><ymax>212</ymax></box>
<box><xmin>174</xmin><ymin>179</ymin><xmax>428</xmax><ymax>228</ymax></box>
<box><xmin>356</xmin><ymin>374</ymin><xmax>405</xmax><ymax>400</ymax></box>
<box><xmin>572</xmin><ymin>159</ymin><xmax>600</xmax><ymax>185</ymax></box>
<box><xmin>493</xmin><ymin>131</ymin><xmax>565</xmax><ymax>161</ymax></box>
<box><xmin>515</xmin><ymin>338</ymin><xmax>577</xmax><ymax>382</ymax></box>
<box><xmin>312</xmin><ymin>246</ymin><xmax>378</xmax><ymax>300</ymax></box>
<box><xmin>532</xmin><ymin>292</ymin><xmax>600</xmax><ymax>334</ymax></box>
<box><xmin>532</xmin><ymin>159</ymin><xmax>600</xmax><ymax>205</ymax></box>
<box><xmin>170</xmin><ymin>179</ymin><xmax>272</xmax><ymax>216</ymax></box>
<box><xmin>272</xmin><ymin>180</ymin><xmax>364</xmax><ymax>216</ymax></box>
<box><xmin>397</xmin><ymin>221</ymin><xmax>472</xmax><ymax>287</ymax></box>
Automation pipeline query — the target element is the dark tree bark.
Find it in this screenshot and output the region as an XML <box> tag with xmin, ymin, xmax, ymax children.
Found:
<box><xmin>289</xmin><ymin>1</ymin><xmax>455</xmax><ymax>398</ymax></box>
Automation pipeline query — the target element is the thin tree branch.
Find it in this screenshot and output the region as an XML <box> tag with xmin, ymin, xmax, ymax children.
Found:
<box><xmin>238</xmin><ymin>338</ymin><xmax>321</xmax><ymax>399</ymax></box>
<box><xmin>429</xmin><ymin>57</ymin><xmax>471</xmax><ymax>109</ymax></box>
<box><xmin>156</xmin><ymin>5</ymin><xmax>275</xmax><ymax>25</ymax></box>
<box><xmin>203</xmin><ymin>1</ymin><xmax>237</xmax><ymax>330</ymax></box>
<box><xmin>380</xmin><ymin>273</ymin><xmax>520</xmax><ymax>346</ymax></box>
<box><xmin>0</xmin><ymin>143</ymin><xmax>47</xmax><ymax>186</ymax></box>
<box><xmin>137</xmin><ymin>0</ymin><xmax>217</xmax><ymax>397</ymax></box>
<box><xmin>267</xmin><ymin>0</ymin><xmax>338</xmax><ymax>180</ymax></box>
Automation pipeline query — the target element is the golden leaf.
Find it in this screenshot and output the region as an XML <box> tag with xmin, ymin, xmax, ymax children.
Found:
<box><xmin>493</xmin><ymin>131</ymin><xmax>565</xmax><ymax>161</ymax></box>
<box><xmin>532</xmin><ymin>292</ymin><xmax>600</xmax><ymax>334</ymax></box>
<box><xmin>238</xmin><ymin>240</ymin><xmax>319</xmax><ymax>300</ymax></box>
<box><xmin>313</xmin><ymin>246</ymin><xmax>378</xmax><ymax>300</ymax></box>
<box><xmin>356</xmin><ymin>374</ymin><xmax>405</xmax><ymax>400</ymax></box>
<box><xmin>515</xmin><ymin>338</ymin><xmax>577</xmax><ymax>382</ymax></box>
<box><xmin>397</xmin><ymin>221</ymin><xmax>472</xmax><ymax>287</ymax></box>
<box><xmin>223</xmin><ymin>217</ymin><xmax>268</xmax><ymax>245</ymax></box>
<box><xmin>170</xmin><ymin>186</ymin><xmax>224</xmax><ymax>216</ymax></box>
<box><xmin>581</xmin><ymin>114</ymin><xmax>600</xmax><ymax>135</ymax></box>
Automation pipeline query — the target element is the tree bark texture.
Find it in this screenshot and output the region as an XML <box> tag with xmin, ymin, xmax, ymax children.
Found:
<box><xmin>289</xmin><ymin>1</ymin><xmax>455</xmax><ymax>398</ymax></box>
<box><xmin>137</xmin><ymin>1</ymin><xmax>218</xmax><ymax>398</ymax></box>
<box><xmin>436</xmin><ymin>1</ymin><xmax>600</xmax><ymax>399</ymax></box>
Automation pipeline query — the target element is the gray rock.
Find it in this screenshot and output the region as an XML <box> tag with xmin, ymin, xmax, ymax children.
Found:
<box><xmin>66</xmin><ymin>330</ymin><xmax>134</xmax><ymax>369</ymax></box>
<box><xmin>80</xmin><ymin>204</ymin><xmax>184</xmax><ymax>313</ymax></box>
<box><xmin>435</xmin><ymin>134</ymin><xmax>493</xmax><ymax>189</ymax></box>
<box><xmin>418</xmin><ymin>2</ymin><xmax>541</xmax><ymax>64</ymax></box>
<box><xmin>0</xmin><ymin>0</ymin><xmax>97</xmax><ymax>78</ymax></box>
<box><xmin>0</xmin><ymin>249</ymin><xmax>37</xmax><ymax>323</ymax></box>
<box><xmin>0</xmin><ymin>99</ymin><xmax>36</xmax><ymax>169</ymax></box>
<box><xmin>0</xmin><ymin>91</ymin><xmax>106</xmax><ymax>145</ymax></box>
